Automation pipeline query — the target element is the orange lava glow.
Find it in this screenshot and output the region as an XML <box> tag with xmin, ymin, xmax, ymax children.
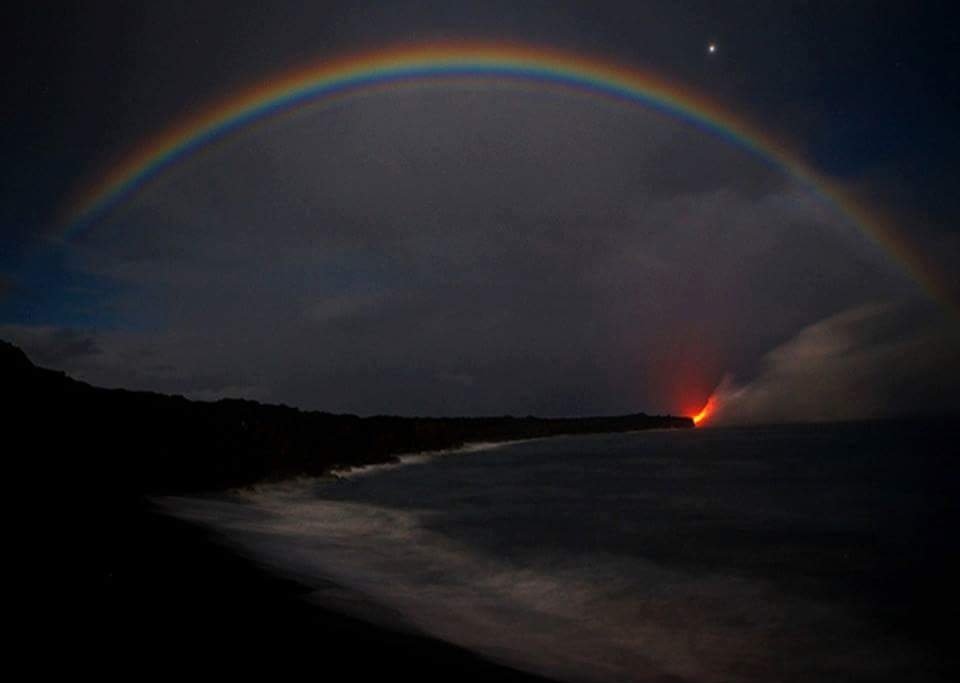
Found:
<box><xmin>692</xmin><ymin>395</ymin><xmax>717</xmax><ymax>426</ymax></box>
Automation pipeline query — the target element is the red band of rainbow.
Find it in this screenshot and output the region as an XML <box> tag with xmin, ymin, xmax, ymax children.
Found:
<box><xmin>60</xmin><ymin>42</ymin><xmax>954</xmax><ymax>312</ymax></box>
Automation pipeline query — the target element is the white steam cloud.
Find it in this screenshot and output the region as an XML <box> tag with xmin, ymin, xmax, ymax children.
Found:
<box><xmin>711</xmin><ymin>301</ymin><xmax>960</xmax><ymax>426</ymax></box>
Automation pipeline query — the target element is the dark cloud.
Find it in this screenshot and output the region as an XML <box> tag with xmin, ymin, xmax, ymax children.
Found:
<box><xmin>4</xmin><ymin>4</ymin><xmax>957</xmax><ymax>419</ymax></box>
<box><xmin>0</xmin><ymin>273</ymin><xmax>13</xmax><ymax>299</ymax></box>
<box><xmin>638</xmin><ymin>134</ymin><xmax>789</xmax><ymax>200</ymax></box>
<box><xmin>34</xmin><ymin>85</ymin><xmax>923</xmax><ymax>416</ymax></box>
<box><xmin>1</xmin><ymin>323</ymin><xmax>256</xmax><ymax>398</ymax></box>
<box><xmin>0</xmin><ymin>325</ymin><xmax>101</xmax><ymax>368</ymax></box>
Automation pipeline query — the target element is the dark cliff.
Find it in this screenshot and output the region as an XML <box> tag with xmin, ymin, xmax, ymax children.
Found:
<box><xmin>3</xmin><ymin>339</ymin><xmax>692</xmax><ymax>495</ymax></box>
<box><xmin>6</xmin><ymin>338</ymin><xmax>689</xmax><ymax>678</ymax></box>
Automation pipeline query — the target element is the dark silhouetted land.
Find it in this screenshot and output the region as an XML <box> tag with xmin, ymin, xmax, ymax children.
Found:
<box><xmin>6</xmin><ymin>339</ymin><xmax>689</xmax><ymax>680</ymax></box>
<box><xmin>3</xmin><ymin>340</ymin><xmax>690</xmax><ymax>494</ymax></box>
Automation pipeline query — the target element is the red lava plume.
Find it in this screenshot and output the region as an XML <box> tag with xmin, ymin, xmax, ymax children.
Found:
<box><xmin>692</xmin><ymin>394</ymin><xmax>717</xmax><ymax>426</ymax></box>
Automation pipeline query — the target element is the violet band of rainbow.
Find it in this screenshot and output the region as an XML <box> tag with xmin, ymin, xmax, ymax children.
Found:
<box><xmin>60</xmin><ymin>42</ymin><xmax>954</xmax><ymax>312</ymax></box>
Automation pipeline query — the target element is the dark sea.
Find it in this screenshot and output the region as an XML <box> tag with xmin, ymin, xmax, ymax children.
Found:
<box><xmin>164</xmin><ymin>420</ymin><xmax>958</xmax><ymax>682</ymax></box>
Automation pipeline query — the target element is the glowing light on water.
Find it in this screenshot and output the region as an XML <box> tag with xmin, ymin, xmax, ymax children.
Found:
<box><xmin>692</xmin><ymin>395</ymin><xmax>717</xmax><ymax>425</ymax></box>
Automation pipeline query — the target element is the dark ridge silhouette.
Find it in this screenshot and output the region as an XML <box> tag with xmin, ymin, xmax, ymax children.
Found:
<box><xmin>7</xmin><ymin>338</ymin><xmax>690</xmax><ymax>681</ymax></box>
<box><xmin>3</xmin><ymin>338</ymin><xmax>691</xmax><ymax>495</ymax></box>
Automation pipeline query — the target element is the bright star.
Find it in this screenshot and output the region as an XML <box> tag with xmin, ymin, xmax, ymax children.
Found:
<box><xmin>708</xmin><ymin>43</ymin><xmax>717</xmax><ymax>54</ymax></box>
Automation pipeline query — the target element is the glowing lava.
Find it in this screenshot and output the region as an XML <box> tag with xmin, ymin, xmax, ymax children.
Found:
<box><xmin>692</xmin><ymin>395</ymin><xmax>717</xmax><ymax>426</ymax></box>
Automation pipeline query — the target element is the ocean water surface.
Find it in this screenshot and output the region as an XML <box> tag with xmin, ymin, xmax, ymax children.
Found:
<box><xmin>163</xmin><ymin>421</ymin><xmax>957</xmax><ymax>682</ymax></box>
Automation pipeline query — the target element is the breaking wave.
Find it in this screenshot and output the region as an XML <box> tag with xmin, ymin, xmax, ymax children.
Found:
<box><xmin>328</xmin><ymin>440</ymin><xmax>517</xmax><ymax>479</ymax></box>
<box><xmin>158</xmin><ymin>429</ymin><xmax>944</xmax><ymax>682</ymax></box>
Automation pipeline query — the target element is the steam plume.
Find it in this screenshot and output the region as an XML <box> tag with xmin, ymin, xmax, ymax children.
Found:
<box><xmin>711</xmin><ymin>301</ymin><xmax>960</xmax><ymax>425</ymax></box>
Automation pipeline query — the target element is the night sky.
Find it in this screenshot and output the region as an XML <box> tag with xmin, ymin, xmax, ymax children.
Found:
<box><xmin>3</xmin><ymin>1</ymin><xmax>959</xmax><ymax>421</ymax></box>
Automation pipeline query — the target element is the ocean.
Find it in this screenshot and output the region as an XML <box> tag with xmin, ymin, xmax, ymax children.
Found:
<box><xmin>163</xmin><ymin>420</ymin><xmax>958</xmax><ymax>682</ymax></box>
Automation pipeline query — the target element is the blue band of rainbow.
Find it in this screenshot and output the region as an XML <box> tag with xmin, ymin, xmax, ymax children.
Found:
<box><xmin>60</xmin><ymin>42</ymin><xmax>953</xmax><ymax>311</ymax></box>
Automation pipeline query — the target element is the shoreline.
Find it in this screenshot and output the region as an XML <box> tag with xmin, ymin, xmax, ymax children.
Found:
<box><xmin>326</xmin><ymin>438</ymin><xmax>527</xmax><ymax>480</ymax></box>
<box><xmin>82</xmin><ymin>497</ymin><xmax>558</xmax><ymax>680</ymax></box>
<box><xmin>5</xmin><ymin>339</ymin><xmax>682</xmax><ymax>677</ymax></box>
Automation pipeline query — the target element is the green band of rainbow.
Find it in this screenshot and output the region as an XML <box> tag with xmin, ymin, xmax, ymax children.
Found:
<box><xmin>61</xmin><ymin>42</ymin><xmax>952</xmax><ymax>310</ymax></box>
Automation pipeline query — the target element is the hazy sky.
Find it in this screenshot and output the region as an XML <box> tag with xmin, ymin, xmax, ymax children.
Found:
<box><xmin>3</xmin><ymin>2</ymin><xmax>958</xmax><ymax>418</ymax></box>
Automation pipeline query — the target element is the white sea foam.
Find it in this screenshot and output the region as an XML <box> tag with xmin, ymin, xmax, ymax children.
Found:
<box><xmin>327</xmin><ymin>440</ymin><xmax>525</xmax><ymax>480</ymax></box>
<box><xmin>159</xmin><ymin>471</ymin><xmax>917</xmax><ymax>683</ymax></box>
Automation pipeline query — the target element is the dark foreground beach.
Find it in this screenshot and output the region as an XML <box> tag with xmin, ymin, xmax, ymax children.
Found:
<box><xmin>8</xmin><ymin>338</ymin><xmax>689</xmax><ymax>679</ymax></box>
<box><xmin>61</xmin><ymin>499</ymin><xmax>555</xmax><ymax>680</ymax></box>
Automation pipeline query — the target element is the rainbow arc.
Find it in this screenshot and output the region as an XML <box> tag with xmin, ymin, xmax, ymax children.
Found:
<box><xmin>59</xmin><ymin>42</ymin><xmax>953</xmax><ymax>311</ymax></box>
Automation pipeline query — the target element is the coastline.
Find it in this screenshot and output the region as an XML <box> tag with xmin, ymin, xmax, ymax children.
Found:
<box><xmin>4</xmin><ymin>339</ymin><xmax>683</xmax><ymax>677</ymax></box>
<box><xmin>77</xmin><ymin>497</ymin><xmax>557</xmax><ymax>680</ymax></box>
<box><xmin>327</xmin><ymin>438</ymin><xmax>526</xmax><ymax>480</ymax></box>
<box><xmin>3</xmin><ymin>338</ymin><xmax>692</xmax><ymax>497</ymax></box>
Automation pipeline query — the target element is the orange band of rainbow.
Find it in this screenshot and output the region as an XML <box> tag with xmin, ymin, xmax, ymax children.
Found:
<box><xmin>60</xmin><ymin>42</ymin><xmax>954</xmax><ymax>311</ymax></box>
